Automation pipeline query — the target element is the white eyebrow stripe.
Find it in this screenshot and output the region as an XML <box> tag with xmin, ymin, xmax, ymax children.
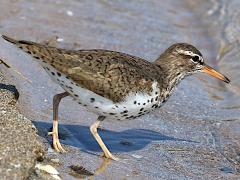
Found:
<box><xmin>198</xmin><ymin>56</ymin><xmax>204</xmax><ymax>63</ymax></box>
<box><xmin>177</xmin><ymin>50</ymin><xmax>204</xmax><ymax>63</ymax></box>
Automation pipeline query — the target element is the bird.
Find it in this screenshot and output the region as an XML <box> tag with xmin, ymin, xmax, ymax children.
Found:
<box><xmin>2</xmin><ymin>35</ymin><xmax>230</xmax><ymax>160</ymax></box>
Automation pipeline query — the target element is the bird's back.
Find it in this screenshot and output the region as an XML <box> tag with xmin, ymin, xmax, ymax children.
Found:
<box><xmin>2</xmin><ymin>35</ymin><xmax>163</xmax><ymax>102</ymax></box>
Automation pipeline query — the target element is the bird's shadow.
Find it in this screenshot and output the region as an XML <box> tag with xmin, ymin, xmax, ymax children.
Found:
<box><xmin>33</xmin><ymin>121</ymin><xmax>196</xmax><ymax>153</ymax></box>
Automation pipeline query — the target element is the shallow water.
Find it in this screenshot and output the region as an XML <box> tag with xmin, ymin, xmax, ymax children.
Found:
<box><xmin>0</xmin><ymin>0</ymin><xmax>240</xmax><ymax>179</ymax></box>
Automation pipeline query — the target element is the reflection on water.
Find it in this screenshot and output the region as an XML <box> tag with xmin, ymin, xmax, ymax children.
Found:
<box><xmin>93</xmin><ymin>158</ymin><xmax>112</xmax><ymax>176</ymax></box>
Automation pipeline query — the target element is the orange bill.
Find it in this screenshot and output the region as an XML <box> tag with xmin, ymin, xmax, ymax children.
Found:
<box><xmin>202</xmin><ymin>64</ymin><xmax>230</xmax><ymax>83</ymax></box>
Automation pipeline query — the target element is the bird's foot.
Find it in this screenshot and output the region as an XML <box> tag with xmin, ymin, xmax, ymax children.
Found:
<box><xmin>102</xmin><ymin>152</ymin><xmax>119</xmax><ymax>161</ymax></box>
<box><xmin>48</xmin><ymin>131</ymin><xmax>66</xmax><ymax>153</ymax></box>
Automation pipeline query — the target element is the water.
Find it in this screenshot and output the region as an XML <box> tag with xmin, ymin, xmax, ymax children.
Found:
<box><xmin>0</xmin><ymin>0</ymin><xmax>239</xmax><ymax>179</ymax></box>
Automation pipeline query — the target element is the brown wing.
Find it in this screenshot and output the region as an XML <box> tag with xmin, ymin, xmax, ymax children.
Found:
<box><xmin>65</xmin><ymin>51</ymin><xmax>162</xmax><ymax>102</ymax></box>
<box><xmin>2</xmin><ymin>35</ymin><xmax>161</xmax><ymax>102</ymax></box>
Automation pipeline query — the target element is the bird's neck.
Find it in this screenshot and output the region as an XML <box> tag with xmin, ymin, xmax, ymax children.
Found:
<box><xmin>154</xmin><ymin>57</ymin><xmax>187</xmax><ymax>93</ymax></box>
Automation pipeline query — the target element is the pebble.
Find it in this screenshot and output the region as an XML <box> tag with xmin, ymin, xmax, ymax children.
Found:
<box><xmin>131</xmin><ymin>154</ymin><xmax>143</xmax><ymax>159</ymax></box>
<box><xmin>57</xmin><ymin>38</ymin><xmax>64</xmax><ymax>42</ymax></box>
<box><xmin>35</xmin><ymin>164</ymin><xmax>59</xmax><ymax>175</ymax></box>
<box><xmin>35</xmin><ymin>164</ymin><xmax>61</xmax><ymax>180</ymax></box>
<box><xmin>51</xmin><ymin>158</ymin><xmax>60</xmax><ymax>164</ymax></box>
<box><xmin>66</xmin><ymin>10</ymin><xmax>73</xmax><ymax>16</ymax></box>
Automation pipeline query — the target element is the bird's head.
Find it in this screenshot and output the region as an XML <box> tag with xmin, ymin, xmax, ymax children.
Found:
<box><xmin>156</xmin><ymin>43</ymin><xmax>230</xmax><ymax>83</ymax></box>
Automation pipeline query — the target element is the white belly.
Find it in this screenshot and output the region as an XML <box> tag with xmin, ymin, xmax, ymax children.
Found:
<box><xmin>41</xmin><ymin>63</ymin><xmax>162</xmax><ymax>120</ymax></box>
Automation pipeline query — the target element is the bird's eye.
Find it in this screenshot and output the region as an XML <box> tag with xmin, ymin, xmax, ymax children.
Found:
<box><xmin>192</xmin><ymin>55</ymin><xmax>199</xmax><ymax>62</ymax></box>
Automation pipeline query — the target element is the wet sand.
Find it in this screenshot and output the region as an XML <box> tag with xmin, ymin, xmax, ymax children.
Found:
<box><xmin>0</xmin><ymin>0</ymin><xmax>240</xmax><ymax>179</ymax></box>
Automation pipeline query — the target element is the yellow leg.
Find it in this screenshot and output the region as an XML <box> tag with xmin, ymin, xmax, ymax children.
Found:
<box><xmin>90</xmin><ymin>116</ymin><xmax>119</xmax><ymax>161</ymax></box>
<box><xmin>48</xmin><ymin>92</ymin><xmax>69</xmax><ymax>153</ymax></box>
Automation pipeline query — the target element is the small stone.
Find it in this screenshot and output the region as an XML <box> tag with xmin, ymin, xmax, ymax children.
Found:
<box><xmin>131</xmin><ymin>154</ymin><xmax>143</xmax><ymax>159</ymax></box>
<box><xmin>35</xmin><ymin>164</ymin><xmax>59</xmax><ymax>175</ymax></box>
<box><xmin>66</xmin><ymin>10</ymin><xmax>73</xmax><ymax>16</ymax></box>
<box><xmin>50</xmin><ymin>158</ymin><xmax>60</xmax><ymax>164</ymax></box>
<box><xmin>57</xmin><ymin>38</ymin><xmax>64</xmax><ymax>42</ymax></box>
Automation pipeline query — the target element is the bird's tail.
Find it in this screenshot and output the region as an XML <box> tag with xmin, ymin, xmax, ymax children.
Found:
<box><xmin>2</xmin><ymin>35</ymin><xmax>19</xmax><ymax>44</ymax></box>
<box><xmin>2</xmin><ymin>34</ymin><xmax>40</xmax><ymax>60</ymax></box>
<box><xmin>2</xmin><ymin>35</ymin><xmax>35</xmax><ymax>46</ymax></box>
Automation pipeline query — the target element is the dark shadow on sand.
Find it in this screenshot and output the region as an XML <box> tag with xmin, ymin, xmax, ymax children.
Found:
<box><xmin>0</xmin><ymin>83</ymin><xmax>19</xmax><ymax>100</ymax></box>
<box><xmin>33</xmin><ymin>121</ymin><xmax>197</xmax><ymax>153</ymax></box>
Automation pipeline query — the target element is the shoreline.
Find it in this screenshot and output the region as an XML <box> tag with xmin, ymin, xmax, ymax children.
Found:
<box><xmin>0</xmin><ymin>70</ymin><xmax>51</xmax><ymax>179</ymax></box>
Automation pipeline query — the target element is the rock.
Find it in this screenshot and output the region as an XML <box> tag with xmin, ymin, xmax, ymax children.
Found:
<box><xmin>0</xmin><ymin>71</ymin><xmax>45</xmax><ymax>179</ymax></box>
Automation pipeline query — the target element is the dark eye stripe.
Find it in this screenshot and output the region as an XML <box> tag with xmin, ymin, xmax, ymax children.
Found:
<box><xmin>178</xmin><ymin>50</ymin><xmax>204</xmax><ymax>64</ymax></box>
<box><xmin>191</xmin><ymin>55</ymin><xmax>204</xmax><ymax>65</ymax></box>
<box><xmin>192</xmin><ymin>56</ymin><xmax>199</xmax><ymax>62</ymax></box>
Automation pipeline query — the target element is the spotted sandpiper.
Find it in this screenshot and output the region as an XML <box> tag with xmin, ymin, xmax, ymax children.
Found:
<box><xmin>2</xmin><ymin>35</ymin><xmax>230</xmax><ymax>160</ymax></box>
